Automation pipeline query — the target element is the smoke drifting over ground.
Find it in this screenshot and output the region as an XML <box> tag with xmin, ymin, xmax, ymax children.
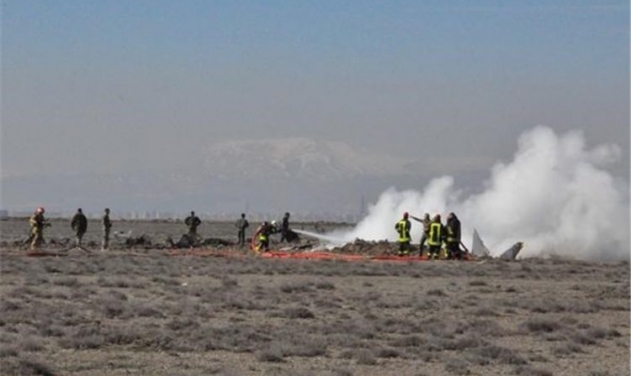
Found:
<box><xmin>337</xmin><ymin>126</ymin><xmax>630</xmax><ymax>261</ymax></box>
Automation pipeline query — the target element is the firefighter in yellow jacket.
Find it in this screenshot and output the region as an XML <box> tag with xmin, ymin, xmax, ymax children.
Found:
<box><xmin>427</xmin><ymin>214</ymin><xmax>445</xmax><ymax>259</ymax></box>
<box><xmin>29</xmin><ymin>207</ymin><xmax>50</xmax><ymax>250</ymax></box>
<box><xmin>394</xmin><ymin>212</ymin><xmax>412</xmax><ymax>256</ymax></box>
<box><xmin>255</xmin><ymin>221</ymin><xmax>275</xmax><ymax>252</ymax></box>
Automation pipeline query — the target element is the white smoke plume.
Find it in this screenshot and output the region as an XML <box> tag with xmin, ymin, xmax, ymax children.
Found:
<box><xmin>337</xmin><ymin>126</ymin><xmax>630</xmax><ymax>261</ymax></box>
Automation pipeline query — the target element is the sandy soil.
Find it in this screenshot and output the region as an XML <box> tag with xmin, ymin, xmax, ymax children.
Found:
<box><xmin>0</xmin><ymin>218</ymin><xmax>629</xmax><ymax>376</ymax></box>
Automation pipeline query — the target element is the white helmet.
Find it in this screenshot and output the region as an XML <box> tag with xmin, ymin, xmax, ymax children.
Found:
<box><xmin>271</xmin><ymin>220</ymin><xmax>277</xmax><ymax>227</ymax></box>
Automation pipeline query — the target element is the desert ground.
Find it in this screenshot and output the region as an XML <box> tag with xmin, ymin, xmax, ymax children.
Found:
<box><xmin>0</xmin><ymin>218</ymin><xmax>629</xmax><ymax>376</ymax></box>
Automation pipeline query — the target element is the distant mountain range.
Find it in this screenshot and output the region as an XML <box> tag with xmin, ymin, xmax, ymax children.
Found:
<box><xmin>1</xmin><ymin>138</ymin><xmax>483</xmax><ymax>217</ymax></box>
<box><xmin>200</xmin><ymin>138</ymin><xmax>416</xmax><ymax>180</ymax></box>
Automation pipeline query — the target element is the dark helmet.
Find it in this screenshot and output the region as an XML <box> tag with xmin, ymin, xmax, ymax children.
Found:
<box><xmin>403</xmin><ymin>212</ymin><xmax>409</xmax><ymax>218</ymax></box>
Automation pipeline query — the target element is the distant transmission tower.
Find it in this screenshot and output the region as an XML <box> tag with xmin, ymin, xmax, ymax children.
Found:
<box><xmin>359</xmin><ymin>194</ymin><xmax>366</xmax><ymax>218</ymax></box>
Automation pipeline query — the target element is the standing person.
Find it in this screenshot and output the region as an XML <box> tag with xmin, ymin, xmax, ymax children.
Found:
<box><xmin>445</xmin><ymin>212</ymin><xmax>462</xmax><ymax>260</ymax></box>
<box><xmin>235</xmin><ymin>213</ymin><xmax>249</xmax><ymax>247</ymax></box>
<box><xmin>394</xmin><ymin>212</ymin><xmax>412</xmax><ymax>256</ymax></box>
<box><xmin>280</xmin><ymin>212</ymin><xmax>291</xmax><ymax>242</ymax></box>
<box><xmin>29</xmin><ymin>207</ymin><xmax>50</xmax><ymax>251</ymax></box>
<box><xmin>411</xmin><ymin>213</ymin><xmax>431</xmax><ymax>256</ymax></box>
<box><xmin>184</xmin><ymin>211</ymin><xmax>202</xmax><ymax>240</ymax></box>
<box><xmin>102</xmin><ymin>208</ymin><xmax>112</xmax><ymax>250</ymax></box>
<box><xmin>255</xmin><ymin>221</ymin><xmax>274</xmax><ymax>252</ymax></box>
<box><xmin>71</xmin><ymin>208</ymin><xmax>88</xmax><ymax>247</ymax></box>
<box><xmin>427</xmin><ymin>214</ymin><xmax>445</xmax><ymax>260</ymax></box>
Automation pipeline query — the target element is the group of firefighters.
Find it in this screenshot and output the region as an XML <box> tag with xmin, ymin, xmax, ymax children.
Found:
<box><xmin>395</xmin><ymin>212</ymin><xmax>465</xmax><ymax>259</ymax></box>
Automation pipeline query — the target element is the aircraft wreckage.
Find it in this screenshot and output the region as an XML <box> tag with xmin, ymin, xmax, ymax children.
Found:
<box><xmin>16</xmin><ymin>226</ymin><xmax>523</xmax><ymax>261</ymax></box>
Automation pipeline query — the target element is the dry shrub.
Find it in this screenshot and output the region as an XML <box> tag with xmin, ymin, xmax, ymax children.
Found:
<box><xmin>447</xmin><ymin>334</ymin><xmax>486</xmax><ymax>351</ymax></box>
<box><xmin>444</xmin><ymin>357</ymin><xmax>469</xmax><ymax>374</ymax></box>
<box><xmin>221</xmin><ymin>277</ymin><xmax>238</xmax><ymax>288</ymax></box>
<box><xmin>315</xmin><ymin>280</ymin><xmax>335</xmax><ymax>290</ymax></box>
<box><xmin>473</xmin><ymin>306</ymin><xmax>499</xmax><ymax>317</ymax></box>
<box><xmin>473</xmin><ymin>345</ymin><xmax>527</xmax><ymax>365</ymax></box>
<box><xmin>131</xmin><ymin>302</ymin><xmax>166</xmax><ymax>318</ymax></box>
<box><xmin>98</xmin><ymin>298</ymin><xmax>126</xmax><ymax>319</ymax></box>
<box><xmin>469</xmin><ymin>280</ymin><xmax>487</xmax><ymax>286</ymax></box>
<box><xmin>283</xmin><ymin>307</ymin><xmax>315</xmax><ymax>319</ymax></box>
<box><xmin>376</xmin><ymin>346</ymin><xmax>400</xmax><ymax>358</ymax></box>
<box><xmin>282</xmin><ymin>341</ymin><xmax>326</xmax><ymax>358</ymax></box>
<box><xmin>19</xmin><ymin>337</ymin><xmax>44</xmax><ymax>352</ymax></box>
<box><xmin>0</xmin><ymin>346</ymin><xmax>18</xmax><ymax>358</ymax></box>
<box><xmin>457</xmin><ymin>319</ymin><xmax>507</xmax><ymax>337</ymax></box>
<box><xmin>553</xmin><ymin>342</ymin><xmax>584</xmax><ymax>356</ymax></box>
<box><xmin>354</xmin><ymin>349</ymin><xmax>377</xmax><ymax>365</ymax></box>
<box><xmin>521</xmin><ymin>318</ymin><xmax>562</xmax><ymax>333</ymax></box>
<box><xmin>569</xmin><ymin>331</ymin><xmax>598</xmax><ymax>346</ymax></box>
<box><xmin>165</xmin><ymin>317</ymin><xmax>200</xmax><ymax>331</ymax></box>
<box><xmin>390</xmin><ymin>334</ymin><xmax>425</xmax><ymax>348</ymax></box>
<box><xmin>427</xmin><ymin>288</ymin><xmax>447</xmax><ymax>297</ymax></box>
<box><xmin>257</xmin><ymin>346</ymin><xmax>285</xmax><ymax>363</ymax></box>
<box><xmin>513</xmin><ymin>365</ymin><xmax>553</xmax><ymax>376</ymax></box>
<box><xmin>104</xmin><ymin>327</ymin><xmax>143</xmax><ymax>346</ymax></box>
<box><xmin>280</xmin><ymin>281</ymin><xmax>313</xmax><ymax>293</ymax></box>
<box><xmin>329</xmin><ymin>369</ymin><xmax>353</xmax><ymax>376</ymax></box>
<box><xmin>51</xmin><ymin>277</ymin><xmax>79</xmax><ymax>287</ymax></box>
<box><xmin>2</xmin><ymin>359</ymin><xmax>57</xmax><ymax>376</ymax></box>
<box><xmin>587</xmin><ymin>371</ymin><xmax>612</xmax><ymax>376</ymax></box>
<box><xmin>59</xmin><ymin>332</ymin><xmax>104</xmax><ymax>350</ymax></box>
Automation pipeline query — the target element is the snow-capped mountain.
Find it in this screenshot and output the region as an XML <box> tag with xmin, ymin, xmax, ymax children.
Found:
<box><xmin>200</xmin><ymin>138</ymin><xmax>415</xmax><ymax>180</ymax></box>
<box><xmin>1</xmin><ymin>138</ymin><xmax>450</xmax><ymax>215</ymax></box>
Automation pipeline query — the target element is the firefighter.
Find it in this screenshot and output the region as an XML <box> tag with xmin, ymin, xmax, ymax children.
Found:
<box><xmin>184</xmin><ymin>211</ymin><xmax>202</xmax><ymax>240</ymax></box>
<box><xmin>445</xmin><ymin>212</ymin><xmax>462</xmax><ymax>260</ymax></box>
<box><xmin>256</xmin><ymin>221</ymin><xmax>274</xmax><ymax>252</ymax></box>
<box><xmin>102</xmin><ymin>208</ymin><xmax>112</xmax><ymax>250</ymax></box>
<box><xmin>394</xmin><ymin>212</ymin><xmax>412</xmax><ymax>256</ymax></box>
<box><xmin>235</xmin><ymin>213</ymin><xmax>249</xmax><ymax>247</ymax></box>
<box><xmin>29</xmin><ymin>207</ymin><xmax>50</xmax><ymax>251</ymax></box>
<box><xmin>71</xmin><ymin>208</ymin><xmax>88</xmax><ymax>247</ymax></box>
<box><xmin>427</xmin><ymin>214</ymin><xmax>445</xmax><ymax>259</ymax></box>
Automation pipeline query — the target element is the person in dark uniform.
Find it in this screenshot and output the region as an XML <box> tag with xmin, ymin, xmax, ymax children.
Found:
<box><xmin>102</xmin><ymin>208</ymin><xmax>112</xmax><ymax>250</ymax></box>
<box><xmin>445</xmin><ymin>212</ymin><xmax>462</xmax><ymax>260</ymax></box>
<box><xmin>280</xmin><ymin>212</ymin><xmax>291</xmax><ymax>242</ymax></box>
<box><xmin>184</xmin><ymin>211</ymin><xmax>202</xmax><ymax>240</ymax></box>
<box><xmin>71</xmin><ymin>208</ymin><xmax>88</xmax><ymax>247</ymax></box>
<box><xmin>235</xmin><ymin>213</ymin><xmax>249</xmax><ymax>247</ymax></box>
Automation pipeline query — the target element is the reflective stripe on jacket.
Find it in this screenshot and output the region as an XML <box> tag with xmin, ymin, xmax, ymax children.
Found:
<box><xmin>428</xmin><ymin>222</ymin><xmax>443</xmax><ymax>246</ymax></box>
<box><xmin>395</xmin><ymin>219</ymin><xmax>411</xmax><ymax>242</ymax></box>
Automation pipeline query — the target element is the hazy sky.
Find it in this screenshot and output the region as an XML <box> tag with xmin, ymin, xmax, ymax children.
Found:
<box><xmin>2</xmin><ymin>0</ymin><xmax>629</xmax><ymax>178</ymax></box>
